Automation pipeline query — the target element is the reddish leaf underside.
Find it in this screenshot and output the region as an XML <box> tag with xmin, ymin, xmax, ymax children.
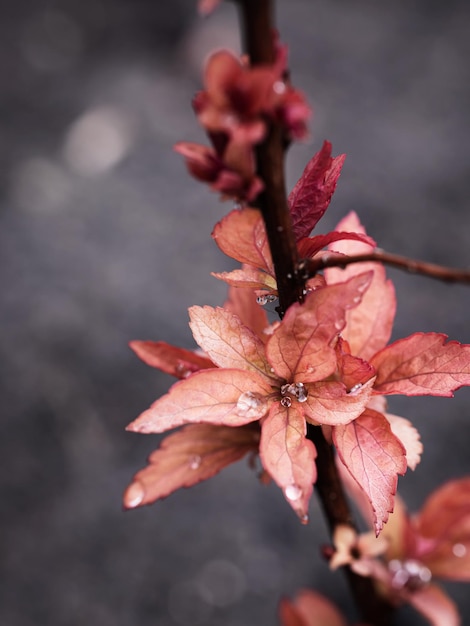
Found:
<box><xmin>325</xmin><ymin>211</ymin><xmax>396</xmax><ymax>361</ymax></box>
<box><xmin>123</xmin><ymin>422</ymin><xmax>260</xmax><ymax>509</ymax></box>
<box><xmin>126</xmin><ymin>368</ymin><xmax>273</xmax><ymax>433</ymax></box>
<box><xmin>266</xmin><ymin>272</ymin><xmax>373</xmax><ymax>382</ymax></box>
<box><xmin>212</xmin><ymin>207</ymin><xmax>273</xmax><ymax>274</ymax></box>
<box><xmin>130</xmin><ymin>340</ymin><xmax>214</xmax><ymax>378</ymax></box>
<box><xmin>288</xmin><ymin>140</ymin><xmax>346</xmax><ymax>241</ymax></box>
<box><xmin>260</xmin><ymin>404</ymin><xmax>317</xmax><ymax>521</ymax></box>
<box><xmin>371</xmin><ymin>332</ymin><xmax>470</xmax><ymax>396</ymax></box>
<box><xmin>223</xmin><ymin>282</ymin><xmax>269</xmax><ymax>340</ymax></box>
<box><xmin>333</xmin><ymin>408</ymin><xmax>407</xmax><ymax>534</ymax></box>
<box><xmin>297</xmin><ymin>230</ymin><xmax>376</xmax><ymax>259</ymax></box>
<box><xmin>407</xmin><ymin>583</ymin><xmax>460</xmax><ymax>626</ymax></box>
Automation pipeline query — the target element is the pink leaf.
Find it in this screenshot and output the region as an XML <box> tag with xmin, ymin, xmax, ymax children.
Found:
<box><xmin>333</xmin><ymin>408</ymin><xmax>407</xmax><ymax>534</ymax></box>
<box><xmin>414</xmin><ymin>477</ymin><xmax>470</xmax><ymax>581</ymax></box>
<box><xmin>371</xmin><ymin>332</ymin><xmax>470</xmax><ymax>396</ymax></box>
<box><xmin>303</xmin><ymin>377</ymin><xmax>375</xmax><ymax>427</ymax></box>
<box><xmin>279</xmin><ymin>590</ymin><xmax>348</xmax><ymax>626</ymax></box>
<box><xmin>127</xmin><ymin>368</ymin><xmax>273</xmax><ymax>433</ymax></box>
<box><xmin>260</xmin><ymin>404</ymin><xmax>316</xmax><ymax>521</ymax></box>
<box><xmin>288</xmin><ymin>141</ymin><xmax>346</xmax><ymax>240</ymax></box>
<box><xmin>130</xmin><ymin>340</ymin><xmax>213</xmax><ymax>378</ymax></box>
<box><xmin>212</xmin><ymin>207</ymin><xmax>273</xmax><ymax>274</ymax></box>
<box><xmin>407</xmin><ymin>584</ymin><xmax>460</xmax><ymax>626</ymax></box>
<box><xmin>266</xmin><ymin>273</ymin><xmax>373</xmax><ymax>382</ymax></box>
<box><xmin>223</xmin><ymin>282</ymin><xmax>269</xmax><ymax>340</ymax></box>
<box><xmin>385</xmin><ymin>413</ymin><xmax>423</xmax><ymax>471</ymax></box>
<box><xmin>325</xmin><ymin>211</ymin><xmax>396</xmax><ymax>361</ymax></box>
<box><xmin>189</xmin><ymin>305</ymin><xmax>274</xmax><ymax>380</ymax></box>
<box><xmin>124</xmin><ymin>422</ymin><xmax>259</xmax><ymax>509</ymax></box>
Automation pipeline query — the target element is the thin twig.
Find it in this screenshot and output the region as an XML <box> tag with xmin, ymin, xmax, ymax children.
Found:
<box><xmin>301</xmin><ymin>250</ymin><xmax>470</xmax><ymax>284</ymax></box>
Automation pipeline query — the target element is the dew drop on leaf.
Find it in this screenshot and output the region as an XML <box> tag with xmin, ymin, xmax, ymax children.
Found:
<box><xmin>256</xmin><ymin>294</ymin><xmax>277</xmax><ymax>306</ymax></box>
<box><xmin>189</xmin><ymin>455</ymin><xmax>202</xmax><ymax>470</ymax></box>
<box><xmin>347</xmin><ymin>383</ymin><xmax>363</xmax><ymax>396</ymax></box>
<box><xmin>236</xmin><ymin>391</ymin><xmax>268</xmax><ymax>418</ymax></box>
<box><xmin>284</xmin><ymin>484</ymin><xmax>302</xmax><ymax>501</ymax></box>
<box><xmin>280</xmin><ymin>396</ymin><xmax>292</xmax><ymax>408</ymax></box>
<box><xmin>453</xmin><ymin>543</ymin><xmax>467</xmax><ymax>557</ymax></box>
<box><xmin>124</xmin><ymin>480</ymin><xmax>145</xmax><ymax>508</ymax></box>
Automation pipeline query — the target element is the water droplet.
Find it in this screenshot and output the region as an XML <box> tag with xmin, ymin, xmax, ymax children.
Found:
<box><xmin>124</xmin><ymin>481</ymin><xmax>145</xmax><ymax>508</ymax></box>
<box><xmin>281</xmin><ymin>382</ymin><xmax>308</xmax><ymax>403</ymax></box>
<box><xmin>348</xmin><ymin>383</ymin><xmax>363</xmax><ymax>396</ymax></box>
<box><xmin>280</xmin><ymin>396</ymin><xmax>292</xmax><ymax>408</ymax></box>
<box><xmin>334</xmin><ymin>320</ymin><xmax>343</xmax><ymax>331</ymax></box>
<box><xmin>389</xmin><ymin>559</ymin><xmax>431</xmax><ymax>590</ymax></box>
<box><xmin>273</xmin><ymin>80</ymin><xmax>286</xmax><ymax>94</ymax></box>
<box><xmin>236</xmin><ymin>392</ymin><xmax>268</xmax><ymax>418</ymax></box>
<box><xmin>352</xmin><ymin>295</ymin><xmax>361</xmax><ymax>304</ymax></box>
<box><xmin>176</xmin><ymin>362</ymin><xmax>192</xmax><ymax>378</ymax></box>
<box><xmin>284</xmin><ymin>484</ymin><xmax>302</xmax><ymax>501</ymax></box>
<box><xmin>300</xmin><ymin>514</ymin><xmax>309</xmax><ymax>525</ymax></box>
<box><xmin>189</xmin><ymin>455</ymin><xmax>202</xmax><ymax>470</ymax></box>
<box><xmin>306</xmin><ymin>365</ymin><xmax>316</xmax><ymax>374</ymax></box>
<box><xmin>256</xmin><ymin>294</ymin><xmax>277</xmax><ymax>306</ymax></box>
<box><xmin>453</xmin><ymin>543</ymin><xmax>467</xmax><ymax>557</ymax></box>
<box><xmin>286</xmin><ymin>273</ymin><xmax>292</xmax><ymax>279</ymax></box>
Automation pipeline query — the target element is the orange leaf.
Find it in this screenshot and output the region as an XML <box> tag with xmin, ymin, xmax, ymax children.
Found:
<box><xmin>371</xmin><ymin>332</ymin><xmax>470</xmax><ymax>396</ymax></box>
<box><xmin>127</xmin><ymin>368</ymin><xmax>273</xmax><ymax>433</ymax></box>
<box><xmin>303</xmin><ymin>378</ymin><xmax>375</xmax><ymax>427</ymax></box>
<box><xmin>260</xmin><ymin>405</ymin><xmax>316</xmax><ymax>521</ymax></box>
<box><xmin>212</xmin><ymin>207</ymin><xmax>273</xmax><ymax>274</ymax></box>
<box><xmin>325</xmin><ymin>211</ymin><xmax>396</xmax><ymax>361</ymax></box>
<box><xmin>189</xmin><ymin>305</ymin><xmax>275</xmax><ymax>381</ymax></box>
<box><xmin>333</xmin><ymin>408</ymin><xmax>407</xmax><ymax>534</ymax></box>
<box><xmin>123</xmin><ymin>422</ymin><xmax>260</xmax><ymax>508</ymax></box>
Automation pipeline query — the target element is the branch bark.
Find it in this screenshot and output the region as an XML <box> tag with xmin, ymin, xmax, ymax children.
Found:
<box><xmin>301</xmin><ymin>250</ymin><xmax>470</xmax><ymax>284</ymax></box>
<box><xmin>235</xmin><ymin>1</ymin><xmax>393</xmax><ymax>623</ymax></box>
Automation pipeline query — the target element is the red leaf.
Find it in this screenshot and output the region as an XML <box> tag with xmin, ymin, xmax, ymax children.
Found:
<box><xmin>279</xmin><ymin>590</ymin><xmax>348</xmax><ymax>626</ymax></box>
<box><xmin>414</xmin><ymin>477</ymin><xmax>470</xmax><ymax>581</ymax></box>
<box><xmin>325</xmin><ymin>211</ymin><xmax>396</xmax><ymax>361</ymax></box>
<box><xmin>189</xmin><ymin>305</ymin><xmax>275</xmax><ymax>380</ymax></box>
<box><xmin>266</xmin><ymin>273</ymin><xmax>373</xmax><ymax>382</ymax></box>
<box><xmin>223</xmin><ymin>282</ymin><xmax>269</xmax><ymax>340</ymax></box>
<box><xmin>130</xmin><ymin>340</ymin><xmax>213</xmax><ymax>378</ymax></box>
<box><xmin>297</xmin><ymin>230</ymin><xmax>376</xmax><ymax>259</ymax></box>
<box><xmin>303</xmin><ymin>377</ymin><xmax>375</xmax><ymax>427</ymax></box>
<box><xmin>126</xmin><ymin>368</ymin><xmax>273</xmax><ymax>433</ymax></box>
<box><xmin>333</xmin><ymin>408</ymin><xmax>407</xmax><ymax>534</ymax></box>
<box><xmin>212</xmin><ymin>207</ymin><xmax>273</xmax><ymax>274</ymax></box>
<box><xmin>123</xmin><ymin>422</ymin><xmax>260</xmax><ymax>508</ymax></box>
<box><xmin>371</xmin><ymin>332</ymin><xmax>470</xmax><ymax>396</ymax></box>
<box><xmin>288</xmin><ymin>141</ymin><xmax>346</xmax><ymax>240</ymax></box>
<box><xmin>407</xmin><ymin>584</ymin><xmax>460</xmax><ymax>626</ymax></box>
<box><xmin>260</xmin><ymin>404</ymin><xmax>316</xmax><ymax>521</ymax></box>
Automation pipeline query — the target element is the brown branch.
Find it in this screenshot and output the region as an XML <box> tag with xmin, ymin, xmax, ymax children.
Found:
<box><xmin>235</xmin><ymin>1</ymin><xmax>393</xmax><ymax>624</ymax></box>
<box><xmin>236</xmin><ymin>0</ymin><xmax>304</xmax><ymax>318</ymax></box>
<box><xmin>301</xmin><ymin>250</ymin><xmax>470</xmax><ymax>284</ymax></box>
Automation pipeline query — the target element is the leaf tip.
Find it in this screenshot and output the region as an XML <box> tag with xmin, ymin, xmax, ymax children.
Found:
<box><xmin>123</xmin><ymin>480</ymin><xmax>146</xmax><ymax>509</ymax></box>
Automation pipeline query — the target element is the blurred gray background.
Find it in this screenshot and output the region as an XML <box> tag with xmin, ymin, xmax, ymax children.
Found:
<box><xmin>1</xmin><ymin>1</ymin><xmax>469</xmax><ymax>625</ymax></box>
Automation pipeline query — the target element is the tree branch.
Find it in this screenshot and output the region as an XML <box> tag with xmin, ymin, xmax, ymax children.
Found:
<box><xmin>235</xmin><ymin>1</ymin><xmax>393</xmax><ymax>623</ymax></box>
<box><xmin>301</xmin><ymin>250</ymin><xmax>470</xmax><ymax>284</ymax></box>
